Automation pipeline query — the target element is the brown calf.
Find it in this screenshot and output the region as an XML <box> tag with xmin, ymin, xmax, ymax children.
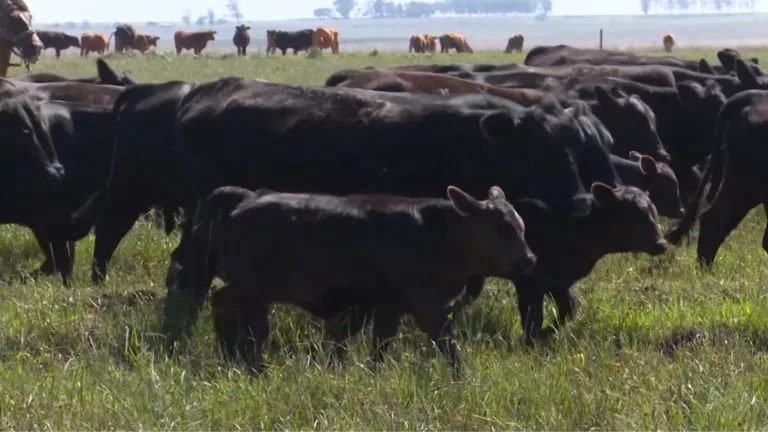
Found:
<box><xmin>80</xmin><ymin>32</ymin><xmax>108</xmax><ymax>56</ymax></box>
<box><xmin>133</xmin><ymin>34</ymin><xmax>159</xmax><ymax>53</ymax></box>
<box><xmin>439</xmin><ymin>32</ymin><xmax>473</xmax><ymax>54</ymax></box>
<box><xmin>174</xmin><ymin>30</ymin><xmax>217</xmax><ymax>55</ymax></box>
<box><xmin>312</xmin><ymin>27</ymin><xmax>339</xmax><ymax>54</ymax></box>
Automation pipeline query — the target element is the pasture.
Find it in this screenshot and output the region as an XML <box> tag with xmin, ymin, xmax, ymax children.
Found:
<box><xmin>2</xmin><ymin>48</ymin><xmax>768</xmax><ymax>429</ymax></box>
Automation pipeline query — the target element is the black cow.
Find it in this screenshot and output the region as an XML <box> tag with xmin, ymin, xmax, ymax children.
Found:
<box><xmin>183</xmin><ymin>185</ymin><xmax>535</xmax><ymax>375</ymax></box>
<box><xmin>11</xmin><ymin>59</ymin><xmax>137</xmax><ymax>87</ymax></box>
<box><xmin>36</xmin><ymin>30</ymin><xmax>80</xmax><ymax>59</ymax></box>
<box><xmin>161</xmin><ymin>79</ymin><xmax>618</xmax><ymax>347</ymax></box>
<box><xmin>611</xmin><ymin>152</ymin><xmax>684</xmax><ymax>218</ymax></box>
<box><xmin>265</xmin><ymin>29</ymin><xmax>313</xmax><ymax>55</ymax></box>
<box><xmin>666</xmin><ymin>89</ymin><xmax>768</xmax><ymax>267</ymax></box>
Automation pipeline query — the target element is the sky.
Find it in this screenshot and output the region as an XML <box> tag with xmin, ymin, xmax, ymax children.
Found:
<box><xmin>27</xmin><ymin>0</ymin><xmax>768</xmax><ymax>24</ymax></box>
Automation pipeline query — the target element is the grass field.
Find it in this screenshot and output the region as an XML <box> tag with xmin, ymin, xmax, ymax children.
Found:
<box><xmin>2</xmin><ymin>48</ymin><xmax>768</xmax><ymax>430</ymax></box>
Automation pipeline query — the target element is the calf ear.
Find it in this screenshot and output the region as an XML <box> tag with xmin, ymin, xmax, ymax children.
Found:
<box><xmin>447</xmin><ymin>185</ymin><xmax>482</xmax><ymax>216</ymax></box>
<box><xmin>717</xmin><ymin>50</ymin><xmax>737</xmax><ymax>72</ymax></box>
<box><xmin>628</xmin><ymin>151</ymin><xmax>642</xmax><ymax>162</ymax></box>
<box><xmin>595</xmin><ymin>86</ymin><xmax>621</xmax><ymax>112</ymax></box>
<box><xmin>676</xmin><ymin>82</ymin><xmax>702</xmax><ymax>103</ymax></box>
<box><xmin>698</xmin><ymin>58</ymin><xmax>716</xmax><ymax>75</ymax></box>
<box><xmin>736</xmin><ymin>58</ymin><xmax>760</xmax><ymax>88</ymax></box>
<box><xmin>751</xmin><ymin>57</ymin><xmax>760</xmax><ymax>65</ymax></box>
<box><xmin>639</xmin><ymin>155</ymin><xmax>659</xmax><ymax>175</ymax></box>
<box><xmin>591</xmin><ymin>182</ymin><xmax>619</xmax><ymax>207</ymax></box>
<box><xmin>479</xmin><ymin>111</ymin><xmax>522</xmax><ymax>142</ymax></box>
<box><xmin>487</xmin><ymin>185</ymin><xmax>506</xmax><ymax>201</ymax></box>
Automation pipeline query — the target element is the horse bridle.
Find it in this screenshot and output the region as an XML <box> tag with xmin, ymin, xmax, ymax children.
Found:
<box><xmin>1</xmin><ymin>27</ymin><xmax>36</xmax><ymax>72</ymax></box>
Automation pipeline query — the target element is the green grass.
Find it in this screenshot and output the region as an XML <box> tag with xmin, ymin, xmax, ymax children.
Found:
<box><xmin>3</xmin><ymin>48</ymin><xmax>768</xmax><ymax>430</ymax></box>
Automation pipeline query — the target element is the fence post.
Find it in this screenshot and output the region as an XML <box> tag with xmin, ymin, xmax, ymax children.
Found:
<box><xmin>599</xmin><ymin>29</ymin><xmax>603</xmax><ymax>50</ymax></box>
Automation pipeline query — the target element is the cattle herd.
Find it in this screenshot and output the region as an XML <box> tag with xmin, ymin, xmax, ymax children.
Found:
<box><xmin>2</xmin><ymin>41</ymin><xmax>767</xmax><ymax>377</ymax></box>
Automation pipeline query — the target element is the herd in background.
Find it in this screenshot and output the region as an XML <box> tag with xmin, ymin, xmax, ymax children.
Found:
<box><xmin>30</xmin><ymin>24</ymin><xmax>681</xmax><ymax>58</ymax></box>
<box><xmin>2</xmin><ymin>38</ymin><xmax>767</xmax><ymax>376</ymax></box>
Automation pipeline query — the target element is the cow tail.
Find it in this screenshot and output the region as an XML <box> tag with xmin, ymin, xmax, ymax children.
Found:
<box><xmin>106</xmin><ymin>32</ymin><xmax>115</xmax><ymax>51</ymax></box>
<box><xmin>665</xmin><ymin>92</ymin><xmax>753</xmax><ymax>245</ymax></box>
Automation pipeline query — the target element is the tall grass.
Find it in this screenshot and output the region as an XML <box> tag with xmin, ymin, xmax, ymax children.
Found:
<box><xmin>1</xmin><ymin>48</ymin><xmax>767</xmax><ymax>429</ymax></box>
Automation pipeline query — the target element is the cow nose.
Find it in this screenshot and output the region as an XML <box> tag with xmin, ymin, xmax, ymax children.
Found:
<box><xmin>47</xmin><ymin>162</ymin><xmax>65</xmax><ymax>185</ymax></box>
<box><xmin>510</xmin><ymin>251</ymin><xmax>537</xmax><ymax>276</ymax></box>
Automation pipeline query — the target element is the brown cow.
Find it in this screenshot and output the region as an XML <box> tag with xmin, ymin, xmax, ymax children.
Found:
<box><xmin>174</xmin><ymin>30</ymin><xmax>217</xmax><ymax>55</ymax></box>
<box><xmin>80</xmin><ymin>32</ymin><xmax>108</xmax><ymax>56</ymax></box>
<box><xmin>233</xmin><ymin>24</ymin><xmax>250</xmax><ymax>56</ymax></box>
<box><xmin>409</xmin><ymin>34</ymin><xmax>437</xmax><ymax>54</ymax></box>
<box><xmin>133</xmin><ymin>34</ymin><xmax>159</xmax><ymax>53</ymax></box>
<box><xmin>663</xmin><ymin>33</ymin><xmax>676</xmax><ymax>53</ymax></box>
<box><xmin>439</xmin><ymin>32</ymin><xmax>473</xmax><ymax>54</ymax></box>
<box><xmin>505</xmin><ymin>34</ymin><xmax>524</xmax><ymax>53</ymax></box>
<box><xmin>326</xmin><ymin>68</ymin><xmax>549</xmax><ymax>107</ymax></box>
<box><xmin>312</xmin><ymin>26</ymin><xmax>339</xmax><ymax>54</ymax></box>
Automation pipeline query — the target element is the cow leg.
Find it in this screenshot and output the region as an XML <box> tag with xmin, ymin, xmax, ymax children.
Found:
<box><xmin>212</xmin><ymin>286</ymin><xmax>270</xmax><ymax>374</ymax></box>
<box><xmin>547</xmin><ymin>284</ymin><xmax>578</xmax><ymax>333</ymax></box>
<box><xmin>32</xmin><ymin>231</ymin><xmax>75</xmax><ymax>286</ymax></box>
<box><xmin>369</xmin><ymin>307</ymin><xmax>401</xmax><ymax>367</ymax></box>
<box><xmin>55</xmin><ymin>49</ymin><xmax>61</xmax><ymax>59</ymax></box>
<box><xmin>697</xmin><ymin>179</ymin><xmax>757</xmax><ymax>267</ymax></box>
<box><xmin>91</xmin><ymin>211</ymin><xmax>142</xmax><ymax>284</ymax></box>
<box><xmin>516</xmin><ymin>284</ymin><xmax>547</xmax><ymax>346</ymax></box>
<box><xmin>412</xmin><ymin>302</ymin><xmax>462</xmax><ymax>377</ymax></box>
<box><xmin>243</xmin><ymin>47</ymin><xmax>247</xmax><ymax>55</ymax></box>
<box><xmin>325</xmin><ymin>304</ymin><xmax>371</xmax><ymax>361</ymax></box>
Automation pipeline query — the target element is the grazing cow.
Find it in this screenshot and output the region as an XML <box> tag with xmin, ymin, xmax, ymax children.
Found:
<box><xmin>174</xmin><ymin>30</ymin><xmax>217</xmax><ymax>55</ymax></box>
<box><xmin>89</xmin><ymin>81</ymin><xmax>194</xmax><ymax>284</ymax></box>
<box><xmin>233</xmin><ymin>25</ymin><xmax>250</xmax><ymax>56</ymax></box>
<box><xmin>408</xmin><ymin>34</ymin><xmax>434</xmax><ymax>53</ymax></box>
<box><xmin>0</xmin><ymin>0</ymin><xmax>43</xmax><ymax>77</ymax></box>
<box><xmin>524</xmin><ymin>44</ymin><xmax>766</xmax><ymax>77</ymax></box>
<box><xmin>611</xmin><ymin>153</ymin><xmax>684</xmax><ymax>218</ymax></box>
<box><xmin>439</xmin><ymin>32</ymin><xmax>473</xmax><ymax>54</ymax></box>
<box><xmin>11</xmin><ymin>59</ymin><xmax>136</xmax><ymax>87</ymax></box>
<box><xmin>133</xmin><ymin>34</ymin><xmax>159</xmax><ymax>53</ymax></box>
<box><xmin>36</xmin><ymin>30</ymin><xmax>80</xmax><ymax>58</ymax></box>
<box><xmin>312</xmin><ymin>26</ymin><xmax>339</xmax><ymax>54</ymax></box>
<box><xmin>182</xmin><ymin>184</ymin><xmax>535</xmax><ymax>375</ymax></box>
<box><xmin>325</xmin><ymin>68</ymin><xmax>557</xmax><ymax>107</ymax></box>
<box><xmin>80</xmin><ymin>32</ymin><xmax>108</xmax><ymax>56</ymax></box>
<box><xmin>505</xmin><ymin>34</ymin><xmax>524</xmax><ymax>53</ymax></box>
<box><xmin>108</xmin><ymin>24</ymin><xmax>136</xmax><ymax>52</ymax></box>
<box><xmin>266</xmin><ymin>29</ymin><xmax>313</xmax><ymax>55</ymax></box>
<box><xmin>663</xmin><ymin>33</ymin><xmax>675</xmax><ymax>53</ymax></box>
<box><xmin>161</xmin><ymin>79</ymin><xmax>616</xmax><ymax>347</ymax></box>
<box><xmin>666</xmin><ymin>90</ymin><xmax>768</xmax><ymax>267</ymax></box>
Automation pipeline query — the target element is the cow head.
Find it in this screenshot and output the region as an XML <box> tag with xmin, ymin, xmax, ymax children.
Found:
<box><xmin>0</xmin><ymin>80</ymin><xmax>64</xmax><ymax>221</ymax></box>
<box><xmin>425</xmin><ymin>35</ymin><xmax>437</xmax><ymax>53</ymax></box>
<box><xmin>66</xmin><ymin>33</ymin><xmax>80</xmax><ymax>48</ymax></box>
<box><xmin>148</xmin><ymin>35</ymin><xmax>159</xmax><ymax>47</ymax></box>
<box><xmin>206</xmin><ymin>30</ymin><xmax>217</xmax><ymax>41</ymax></box>
<box><xmin>593</xmin><ymin>85</ymin><xmax>670</xmax><ymax>164</ymax></box>
<box><xmin>591</xmin><ymin>183</ymin><xmax>668</xmax><ymax>256</ymax></box>
<box><xmin>447</xmin><ymin>185</ymin><xmax>536</xmax><ymax>277</ymax></box>
<box><xmin>236</xmin><ymin>24</ymin><xmax>250</xmax><ymax>34</ymax></box>
<box><xmin>0</xmin><ymin>0</ymin><xmax>42</xmax><ymax>65</ymax></box>
<box><xmin>629</xmin><ymin>151</ymin><xmax>685</xmax><ymax>219</ymax></box>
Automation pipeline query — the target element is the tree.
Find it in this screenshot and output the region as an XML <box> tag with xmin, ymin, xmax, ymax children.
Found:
<box><xmin>640</xmin><ymin>0</ymin><xmax>652</xmax><ymax>13</ymax></box>
<box><xmin>207</xmin><ymin>8</ymin><xmax>216</xmax><ymax>26</ymax></box>
<box><xmin>82</xmin><ymin>19</ymin><xmax>91</xmax><ymax>29</ymax></box>
<box><xmin>182</xmin><ymin>9</ymin><xmax>192</xmax><ymax>26</ymax></box>
<box><xmin>313</xmin><ymin>7</ymin><xmax>334</xmax><ymax>17</ymax></box>
<box><xmin>333</xmin><ymin>0</ymin><xmax>356</xmax><ymax>18</ymax></box>
<box><xmin>196</xmin><ymin>15</ymin><xmax>207</xmax><ymax>26</ymax></box>
<box><xmin>538</xmin><ymin>0</ymin><xmax>552</xmax><ymax>14</ymax></box>
<box><xmin>226</xmin><ymin>0</ymin><xmax>244</xmax><ymax>23</ymax></box>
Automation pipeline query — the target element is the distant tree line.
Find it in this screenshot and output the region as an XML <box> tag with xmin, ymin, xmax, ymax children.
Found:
<box><xmin>322</xmin><ymin>0</ymin><xmax>552</xmax><ymax>19</ymax></box>
<box><xmin>640</xmin><ymin>0</ymin><xmax>756</xmax><ymax>14</ymax></box>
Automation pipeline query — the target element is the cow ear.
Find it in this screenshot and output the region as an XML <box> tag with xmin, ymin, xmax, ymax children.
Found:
<box><xmin>717</xmin><ymin>50</ymin><xmax>737</xmax><ymax>72</ymax></box>
<box><xmin>595</xmin><ymin>85</ymin><xmax>621</xmax><ymax>110</ymax></box>
<box><xmin>676</xmin><ymin>82</ymin><xmax>701</xmax><ymax>103</ymax></box>
<box><xmin>479</xmin><ymin>111</ymin><xmax>522</xmax><ymax>142</ymax></box>
<box><xmin>96</xmin><ymin>58</ymin><xmax>121</xmax><ymax>86</ymax></box>
<box><xmin>447</xmin><ymin>185</ymin><xmax>482</xmax><ymax>216</ymax></box>
<box><xmin>751</xmin><ymin>57</ymin><xmax>760</xmax><ymax>65</ymax></box>
<box><xmin>591</xmin><ymin>182</ymin><xmax>619</xmax><ymax>207</ymax></box>
<box><xmin>736</xmin><ymin>57</ymin><xmax>760</xmax><ymax>87</ymax></box>
<box><xmin>639</xmin><ymin>155</ymin><xmax>659</xmax><ymax>175</ymax></box>
<box><xmin>628</xmin><ymin>151</ymin><xmax>642</xmax><ymax>162</ymax></box>
<box><xmin>698</xmin><ymin>58</ymin><xmax>716</xmax><ymax>75</ymax></box>
<box><xmin>487</xmin><ymin>185</ymin><xmax>506</xmax><ymax>201</ymax></box>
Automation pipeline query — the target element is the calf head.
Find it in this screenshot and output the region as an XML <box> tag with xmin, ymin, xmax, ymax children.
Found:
<box><xmin>235</xmin><ymin>25</ymin><xmax>250</xmax><ymax>35</ymax></box>
<box><xmin>629</xmin><ymin>151</ymin><xmax>684</xmax><ymax>219</ymax></box>
<box><xmin>0</xmin><ymin>82</ymin><xmax>63</xmax><ymax>220</ymax></box>
<box><xmin>447</xmin><ymin>185</ymin><xmax>536</xmax><ymax>277</ymax></box>
<box><xmin>594</xmin><ymin>86</ymin><xmax>670</xmax><ymax>164</ymax></box>
<box><xmin>591</xmin><ymin>183</ymin><xmax>668</xmax><ymax>256</ymax></box>
<box><xmin>676</xmin><ymin>81</ymin><xmax>726</xmax><ymax>164</ymax></box>
<box><xmin>148</xmin><ymin>35</ymin><xmax>159</xmax><ymax>47</ymax></box>
<box><xmin>66</xmin><ymin>33</ymin><xmax>80</xmax><ymax>48</ymax></box>
<box><xmin>206</xmin><ymin>30</ymin><xmax>217</xmax><ymax>41</ymax></box>
<box><xmin>266</xmin><ymin>30</ymin><xmax>276</xmax><ymax>50</ymax></box>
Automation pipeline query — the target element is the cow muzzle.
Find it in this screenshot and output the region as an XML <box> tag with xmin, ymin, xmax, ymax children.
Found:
<box><xmin>46</xmin><ymin>162</ymin><xmax>65</xmax><ymax>187</ymax></box>
<box><xmin>509</xmin><ymin>250</ymin><xmax>537</xmax><ymax>277</ymax></box>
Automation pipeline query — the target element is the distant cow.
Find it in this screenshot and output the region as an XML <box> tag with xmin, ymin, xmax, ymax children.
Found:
<box><xmin>37</xmin><ymin>30</ymin><xmax>80</xmax><ymax>58</ymax></box>
<box><xmin>182</xmin><ymin>185</ymin><xmax>535</xmax><ymax>375</ymax></box>
<box><xmin>663</xmin><ymin>33</ymin><xmax>675</xmax><ymax>53</ymax></box>
<box><xmin>80</xmin><ymin>32</ymin><xmax>108</xmax><ymax>56</ymax></box>
<box><xmin>439</xmin><ymin>32</ymin><xmax>473</xmax><ymax>54</ymax></box>
<box><xmin>233</xmin><ymin>25</ymin><xmax>250</xmax><ymax>56</ymax></box>
<box><xmin>109</xmin><ymin>24</ymin><xmax>137</xmax><ymax>53</ymax></box>
<box><xmin>313</xmin><ymin>26</ymin><xmax>339</xmax><ymax>54</ymax></box>
<box><xmin>174</xmin><ymin>30</ymin><xmax>217</xmax><ymax>55</ymax></box>
<box><xmin>409</xmin><ymin>34</ymin><xmax>437</xmax><ymax>54</ymax></box>
<box><xmin>134</xmin><ymin>34</ymin><xmax>159</xmax><ymax>53</ymax></box>
<box><xmin>505</xmin><ymin>34</ymin><xmax>524</xmax><ymax>53</ymax></box>
<box><xmin>266</xmin><ymin>29</ymin><xmax>313</xmax><ymax>55</ymax></box>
